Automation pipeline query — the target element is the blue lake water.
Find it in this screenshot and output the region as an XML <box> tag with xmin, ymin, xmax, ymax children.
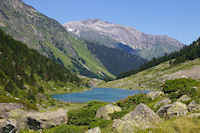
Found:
<box><xmin>51</xmin><ymin>88</ymin><xmax>150</xmax><ymax>103</ymax></box>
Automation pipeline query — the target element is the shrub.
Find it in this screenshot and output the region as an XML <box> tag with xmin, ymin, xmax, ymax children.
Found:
<box><xmin>162</xmin><ymin>78</ymin><xmax>200</xmax><ymax>103</ymax></box>
<box><xmin>67</xmin><ymin>101</ymin><xmax>107</xmax><ymax>127</ymax></box>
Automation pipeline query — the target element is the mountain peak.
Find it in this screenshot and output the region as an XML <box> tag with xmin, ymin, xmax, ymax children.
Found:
<box><xmin>82</xmin><ymin>19</ymin><xmax>103</xmax><ymax>24</ymax></box>
<box><xmin>64</xmin><ymin>19</ymin><xmax>184</xmax><ymax>60</ymax></box>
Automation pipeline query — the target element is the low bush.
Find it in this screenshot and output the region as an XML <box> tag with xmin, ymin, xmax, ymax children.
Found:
<box><xmin>67</xmin><ymin>101</ymin><xmax>108</xmax><ymax>128</ymax></box>
<box><xmin>162</xmin><ymin>78</ymin><xmax>200</xmax><ymax>103</ymax></box>
<box><xmin>43</xmin><ymin>125</ymin><xmax>88</xmax><ymax>133</ymax></box>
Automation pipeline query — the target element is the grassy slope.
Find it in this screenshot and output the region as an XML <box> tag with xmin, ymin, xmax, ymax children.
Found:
<box><xmin>99</xmin><ymin>58</ymin><xmax>200</xmax><ymax>90</ymax></box>
<box><xmin>44</xmin><ymin>33</ymin><xmax>115</xmax><ymax>79</ymax></box>
<box><xmin>0</xmin><ymin>0</ymin><xmax>114</xmax><ymax>79</ymax></box>
<box><xmin>66</xmin><ymin>35</ymin><xmax>115</xmax><ymax>79</ymax></box>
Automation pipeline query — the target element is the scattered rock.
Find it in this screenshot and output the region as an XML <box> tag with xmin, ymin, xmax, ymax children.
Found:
<box><xmin>26</xmin><ymin>108</ymin><xmax>68</xmax><ymax>130</ymax></box>
<box><xmin>96</xmin><ymin>104</ymin><xmax>122</xmax><ymax>120</ymax></box>
<box><xmin>188</xmin><ymin>100</ymin><xmax>200</xmax><ymax>112</ymax></box>
<box><xmin>85</xmin><ymin>127</ymin><xmax>101</xmax><ymax>133</ymax></box>
<box><xmin>147</xmin><ymin>91</ymin><xmax>164</xmax><ymax>100</ymax></box>
<box><xmin>154</xmin><ymin>98</ymin><xmax>171</xmax><ymax>108</ymax></box>
<box><xmin>178</xmin><ymin>94</ymin><xmax>191</xmax><ymax>102</ymax></box>
<box><xmin>0</xmin><ymin>119</ymin><xmax>18</xmax><ymax>133</ymax></box>
<box><xmin>187</xmin><ymin>113</ymin><xmax>200</xmax><ymax>118</ymax></box>
<box><xmin>157</xmin><ymin>102</ymin><xmax>188</xmax><ymax>119</ymax></box>
<box><xmin>112</xmin><ymin>103</ymin><xmax>161</xmax><ymax>132</ymax></box>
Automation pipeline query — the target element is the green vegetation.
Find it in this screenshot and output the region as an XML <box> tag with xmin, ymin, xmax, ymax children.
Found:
<box><xmin>162</xmin><ymin>78</ymin><xmax>200</xmax><ymax>103</ymax></box>
<box><xmin>110</xmin><ymin>93</ymin><xmax>155</xmax><ymax>119</ymax></box>
<box><xmin>67</xmin><ymin>101</ymin><xmax>112</xmax><ymax>128</ymax></box>
<box><xmin>136</xmin><ymin>117</ymin><xmax>200</xmax><ymax>133</ymax></box>
<box><xmin>86</xmin><ymin>40</ymin><xmax>146</xmax><ymax>76</ymax></box>
<box><xmin>99</xmin><ymin>57</ymin><xmax>200</xmax><ymax>90</ymax></box>
<box><xmin>0</xmin><ymin>28</ymin><xmax>85</xmax><ymax>109</ymax></box>
<box><xmin>119</xmin><ymin>38</ymin><xmax>200</xmax><ymax>78</ymax></box>
<box><xmin>0</xmin><ymin>0</ymin><xmax>114</xmax><ymax>79</ymax></box>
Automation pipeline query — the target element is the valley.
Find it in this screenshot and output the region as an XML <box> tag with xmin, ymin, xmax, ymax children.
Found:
<box><xmin>0</xmin><ymin>0</ymin><xmax>200</xmax><ymax>133</ymax></box>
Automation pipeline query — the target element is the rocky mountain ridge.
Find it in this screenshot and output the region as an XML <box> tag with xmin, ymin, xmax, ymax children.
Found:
<box><xmin>64</xmin><ymin>19</ymin><xmax>184</xmax><ymax>59</ymax></box>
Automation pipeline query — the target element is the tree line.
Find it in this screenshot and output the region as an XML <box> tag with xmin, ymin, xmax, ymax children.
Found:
<box><xmin>118</xmin><ymin>38</ymin><xmax>200</xmax><ymax>79</ymax></box>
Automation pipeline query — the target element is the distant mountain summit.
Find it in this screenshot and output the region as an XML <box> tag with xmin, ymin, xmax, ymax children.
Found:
<box><xmin>64</xmin><ymin>19</ymin><xmax>184</xmax><ymax>60</ymax></box>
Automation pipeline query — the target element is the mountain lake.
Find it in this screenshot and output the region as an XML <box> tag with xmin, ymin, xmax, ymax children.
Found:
<box><xmin>51</xmin><ymin>88</ymin><xmax>150</xmax><ymax>103</ymax></box>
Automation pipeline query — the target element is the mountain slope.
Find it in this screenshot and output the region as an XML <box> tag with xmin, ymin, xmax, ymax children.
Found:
<box><xmin>0</xmin><ymin>28</ymin><xmax>83</xmax><ymax>108</ymax></box>
<box><xmin>86</xmin><ymin>41</ymin><xmax>146</xmax><ymax>76</ymax></box>
<box><xmin>99</xmin><ymin>38</ymin><xmax>200</xmax><ymax>90</ymax></box>
<box><xmin>118</xmin><ymin>38</ymin><xmax>200</xmax><ymax>78</ymax></box>
<box><xmin>64</xmin><ymin>19</ymin><xmax>184</xmax><ymax>60</ymax></box>
<box><xmin>0</xmin><ymin>0</ymin><xmax>114</xmax><ymax>79</ymax></box>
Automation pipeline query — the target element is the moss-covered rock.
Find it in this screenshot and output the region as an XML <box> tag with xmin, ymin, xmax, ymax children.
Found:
<box><xmin>112</xmin><ymin>103</ymin><xmax>161</xmax><ymax>132</ymax></box>
<box><xmin>26</xmin><ymin>108</ymin><xmax>68</xmax><ymax>130</ymax></box>
<box><xmin>157</xmin><ymin>101</ymin><xmax>188</xmax><ymax>119</ymax></box>
<box><xmin>95</xmin><ymin>104</ymin><xmax>122</xmax><ymax>120</ymax></box>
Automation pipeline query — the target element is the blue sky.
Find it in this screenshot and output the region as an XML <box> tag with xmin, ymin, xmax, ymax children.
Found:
<box><xmin>23</xmin><ymin>0</ymin><xmax>200</xmax><ymax>45</ymax></box>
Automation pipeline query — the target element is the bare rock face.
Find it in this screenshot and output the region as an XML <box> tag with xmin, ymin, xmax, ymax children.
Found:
<box><xmin>112</xmin><ymin>103</ymin><xmax>161</xmax><ymax>132</ymax></box>
<box><xmin>85</xmin><ymin>127</ymin><xmax>101</xmax><ymax>133</ymax></box>
<box><xmin>0</xmin><ymin>119</ymin><xmax>18</xmax><ymax>133</ymax></box>
<box><xmin>154</xmin><ymin>98</ymin><xmax>171</xmax><ymax>108</ymax></box>
<box><xmin>96</xmin><ymin>104</ymin><xmax>122</xmax><ymax>120</ymax></box>
<box><xmin>146</xmin><ymin>91</ymin><xmax>164</xmax><ymax>100</ymax></box>
<box><xmin>157</xmin><ymin>102</ymin><xmax>188</xmax><ymax>119</ymax></box>
<box><xmin>26</xmin><ymin>109</ymin><xmax>68</xmax><ymax>130</ymax></box>
<box><xmin>188</xmin><ymin>100</ymin><xmax>200</xmax><ymax>112</ymax></box>
<box><xmin>64</xmin><ymin>19</ymin><xmax>184</xmax><ymax>59</ymax></box>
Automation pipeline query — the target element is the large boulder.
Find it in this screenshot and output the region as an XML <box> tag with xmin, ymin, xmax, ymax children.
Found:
<box><xmin>188</xmin><ymin>100</ymin><xmax>200</xmax><ymax>112</ymax></box>
<box><xmin>178</xmin><ymin>94</ymin><xmax>191</xmax><ymax>102</ymax></box>
<box><xmin>146</xmin><ymin>91</ymin><xmax>164</xmax><ymax>100</ymax></box>
<box><xmin>0</xmin><ymin>119</ymin><xmax>18</xmax><ymax>133</ymax></box>
<box><xmin>112</xmin><ymin>103</ymin><xmax>161</xmax><ymax>132</ymax></box>
<box><xmin>157</xmin><ymin>102</ymin><xmax>188</xmax><ymax>119</ymax></box>
<box><xmin>154</xmin><ymin>98</ymin><xmax>171</xmax><ymax>108</ymax></box>
<box><xmin>96</xmin><ymin>104</ymin><xmax>122</xmax><ymax>120</ymax></box>
<box><xmin>26</xmin><ymin>108</ymin><xmax>68</xmax><ymax>130</ymax></box>
<box><xmin>0</xmin><ymin>103</ymin><xmax>24</xmax><ymax>119</ymax></box>
<box><xmin>6</xmin><ymin>109</ymin><xmax>26</xmax><ymax>118</ymax></box>
<box><xmin>85</xmin><ymin>127</ymin><xmax>101</xmax><ymax>133</ymax></box>
<box><xmin>187</xmin><ymin>113</ymin><xmax>200</xmax><ymax>118</ymax></box>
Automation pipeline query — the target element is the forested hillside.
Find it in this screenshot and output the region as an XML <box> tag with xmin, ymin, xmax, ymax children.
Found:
<box><xmin>0</xmin><ymin>0</ymin><xmax>114</xmax><ymax>79</ymax></box>
<box><xmin>86</xmin><ymin>41</ymin><xmax>146</xmax><ymax>76</ymax></box>
<box><xmin>0</xmin><ymin>29</ymin><xmax>81</xmax><ymax>108</ymax></box>
<box><xmin>118</xmin><ymin>38</ymin><xmax>200</xmax><ymax>78</ymax></box>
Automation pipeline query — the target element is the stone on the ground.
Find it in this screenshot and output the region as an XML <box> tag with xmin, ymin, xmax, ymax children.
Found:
<box><xmin>187</xmin><ymin>113</ymin><xmax>200</xmax><ymax>118</ymax></box>
<box><xmin>178</xmin><ymin>94</ymin><xmax>191</xmax><ymax>102</ymax></box>
<box><xmin>85</xmin><ymin>127</ymin><xmax>101</xmax><ymax>133</ymax></box>
<box><xmin>188</xmin><ymin>100</ymin><xmax>200</xmax><ymax>112</ymax></box>
<box><xmin>112</xmin><ymin>103</ymin><xmax>161</xmax><ymax>132</ymax></box>
<box><xmin>154</xmin><ymin>98</ymin><xmax>171</xmax><ymax>108</ymax></box>
<box><xmin>0</xmin><ymin>103</ymin><xmax>24</xmax><ymax>119</ymax></box>
<box><xmin>157</xmin><ymin>101</ymin><xmax>188</xmax><ymax>118</ymax></box>
<box><xmin>146</xmin><ymin>91</ymin><xmax>164</xmax><ymax>100</ymax></box>
<box><xmin>96</xmin><ymin>104</ymin><xmax>122</xmax><ymax>120</ymax></box>
<box><xmin>0</xmin><ymin>119</ymin><xmax>18</xmax><ymax>133</ymax></box>
<box><xmin>26</xmin><ymin>108</ymin><xmax>68</xmax><ymax>130</ymax></box>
